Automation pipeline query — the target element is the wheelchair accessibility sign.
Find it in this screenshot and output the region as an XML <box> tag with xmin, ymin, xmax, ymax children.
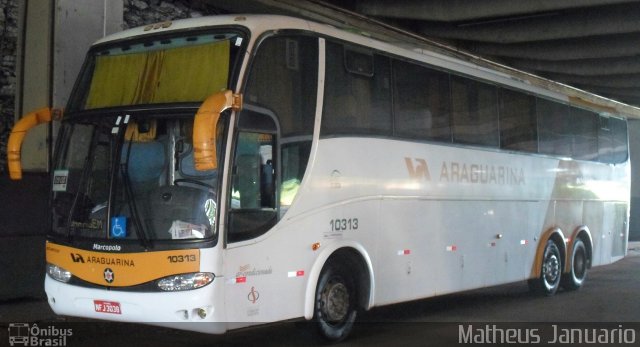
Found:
<box><xmin>110</xmin><ymin>216</ymin><xmax>127</xmax><ymax>239</ymax></box>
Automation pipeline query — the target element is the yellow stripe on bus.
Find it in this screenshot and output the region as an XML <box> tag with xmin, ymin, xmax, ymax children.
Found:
<box><xmin>46</xmin><ymin>241</ymin><xmax>200</xmax><ymax>287</ymax></box>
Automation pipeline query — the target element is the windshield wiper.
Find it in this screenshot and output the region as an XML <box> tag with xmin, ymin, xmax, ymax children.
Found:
<box><xmin>106</xmin><ymin>115</ymin><xmax>151</xmax><ymax>249</ymax></box>
<box><xmin>121</xmin><ymin>132</ymin><xmax>151</xmax><ymax>249</ymax></box>
<box><xmin>65</xmin><ymin>126</ymin><xmax>100</xmax><ymax>239</ymax></box>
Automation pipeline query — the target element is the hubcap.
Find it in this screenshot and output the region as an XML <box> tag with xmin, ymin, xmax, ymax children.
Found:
<box><xmin>321</xmin><ymin>280</ymin><xmax>349</xmax><ymax>322</ymax></box>
<box><xmin>543</xmin><ymin>254</ymin><xmax>560</xmax><ymax>287</ymax></box>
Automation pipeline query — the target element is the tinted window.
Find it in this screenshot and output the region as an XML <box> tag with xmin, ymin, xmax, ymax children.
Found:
<box><xmin>393</xmin><ymin>60</ymin><xmax>451</xmax><ymax>142</ymax></box>
<box><xmin>320</xmin><ymin>40</ymin><xmax>627</xmax><ymax>165</ymax></box>
<box><xmin>598</xmin><ymin>115</ymin><xmax>613</xmax><ymax>162</ymax></box>
<box><xmin>537</xmin><ymin>98</ymin><xmax>571</xmax><ymax>157</ymax></box>
<box><xmin>280</xmin><ymin>141</ymin><xmax>311</xmax><ymax>216</ymax></box>
<box><xmin>499</xmin><ymin>88</ymin><xmax>537</xmax><ymax>152</ymax></box>
<box><xmin>228</xmin><ymin>131</ymin><xmax>277</xmax><ymax>243</ymax></box>
<box><xmin>571</xmin><ymin>107</ymin><xmax>598</xmax><ymax>160</ymax></box>
<box><xmin>233</xmin><ymin>35</ymin><xmax>319</xmax><ymax>241</ymax></box>
<box><xmin>598</xmin><ymin>115</ymin><xmax>628</xmax><ymax>164</ymax></box>
<box><xmin>451</xmin><ymin>76</ymin><xmax>499</xmax><ymax>147</ymax></box>
<box><xmin>245</xmin><ymin>36</ymin><xmax>318</xmax><ymax>137</ymax></box>
<box><xmin>322</xmin><ymin>42</ymin><xmax>392</xmax><ymax>136</ymax></box>
<box><xmin>610</xmin><ymin>117</ymin><xmax>628</xmax><ymax>163</ymax></box>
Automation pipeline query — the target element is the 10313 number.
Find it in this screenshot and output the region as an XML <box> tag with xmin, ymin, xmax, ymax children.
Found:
<box><xmin>167</xmin><ymin>254</ymin><xmax>197</xmax><ymax>263</ymax></box>
<box><xmin>330</xmin><ymin>218</ymin><xmax>359</xmax><ymax>232</ymax></box>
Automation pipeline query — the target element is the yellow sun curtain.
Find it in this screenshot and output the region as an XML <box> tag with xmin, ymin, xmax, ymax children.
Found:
<box><xmin>85</xmin><ymin>40</ymin><xmax>230</xmax><ymax>109</ymax></box>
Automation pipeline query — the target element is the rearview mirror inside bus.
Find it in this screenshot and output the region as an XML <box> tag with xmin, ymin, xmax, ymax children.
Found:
<box><xmin>193</xmin><ymin>90</ymin><xmax>242</xmax><ymax>171</ymax></box>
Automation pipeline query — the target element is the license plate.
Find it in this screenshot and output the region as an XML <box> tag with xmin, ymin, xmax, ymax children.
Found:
<box><xmin>94</xmin><ymin>300</ymin><xmax>122</xmax><ymax>314</ymax></box>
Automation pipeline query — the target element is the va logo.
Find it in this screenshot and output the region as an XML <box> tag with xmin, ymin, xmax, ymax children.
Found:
<box><xmin>70</xmin><ymin>253</ymin><xmax>85</xmax><ymax>263</ymax></box>
<box><xmin>405</xmin><ymin>157</ymin><xmax>431</xmax><ymax>181</ymax></box>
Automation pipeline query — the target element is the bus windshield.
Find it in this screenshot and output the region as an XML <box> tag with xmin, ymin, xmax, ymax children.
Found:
<box><xmin>51</xmin><ymin>114</ymin><xmax>225</xmax><ymax>243</ymax></box>
<box><xmin>50</xmin><ymin>29</ymin><xmax>244</xmax><ymax>244</ymax></box>
<box><xmin>68</xmin><ymin>30</ymin><xmax>244</xmax><ymax>112</ymax></box>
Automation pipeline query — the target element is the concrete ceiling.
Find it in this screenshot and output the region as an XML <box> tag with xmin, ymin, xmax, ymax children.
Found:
<box><xmin>206</xmin><ymin>0</ymin><xmax>640</xmax><ymax>108</ymax></box>
<box><xmin>341</xmin><ymin>0</ymin><xmax>640</xmax><ymax>108</ymax></box>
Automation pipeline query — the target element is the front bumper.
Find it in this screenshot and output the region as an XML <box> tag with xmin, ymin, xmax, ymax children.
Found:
<box><xmin>45</xmin><ymin>275</ymin><xmax>227</xmax><ymax>334</ymax></box>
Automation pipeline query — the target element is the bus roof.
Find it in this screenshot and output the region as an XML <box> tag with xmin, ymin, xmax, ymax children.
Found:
<box><xmin>93</xmin><ymin>14</ymin><xmax>640</xmax><ymax>119</ymax></box>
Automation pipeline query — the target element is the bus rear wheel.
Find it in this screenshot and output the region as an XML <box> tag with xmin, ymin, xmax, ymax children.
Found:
<box><xmin>561</xmin><ymin>238</ymin><xmax>588</xmax><ymax>291</ymax></box>
<box><xmin>529</xmin><ymin>239</ymin><xmax>562</xmax><ymax>296</ymax></box>
<box><xmin>314</xmin><ymin>261</ymin><xmax>357</xmax><ymax>342</ymax></box>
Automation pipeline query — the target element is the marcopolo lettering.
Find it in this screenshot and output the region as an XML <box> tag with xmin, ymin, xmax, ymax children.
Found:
<box><xmin>92</xmin><ymin>243</ymin><xmax>122</xmax><ymax>251</ymax></box>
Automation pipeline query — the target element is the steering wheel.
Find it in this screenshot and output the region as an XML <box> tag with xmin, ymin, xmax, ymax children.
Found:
<box><xmin>174</xmin><ymin>178</ymin><xmax>215</xmax><ymax>190</ymax></box>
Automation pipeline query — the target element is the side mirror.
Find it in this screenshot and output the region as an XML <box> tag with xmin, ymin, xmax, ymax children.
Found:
<box><xmin>193</xmin><ymin>90</ymin><xmax>242</xmax><ymax>171</ymax></box>
<box><xmin>7</xmin><ymin>108</ymin><xmax>62</xmax><ymax>180</ymax></box>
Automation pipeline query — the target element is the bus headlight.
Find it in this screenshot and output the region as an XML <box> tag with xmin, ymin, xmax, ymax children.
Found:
<box><xmin>46</xmin><ymin>263</ymin><xmax>72</xmax><ymax>283</ymax></box>
<box><xmin>157</xmin><ymin>272</ymin><xmax>214</xmax><ymax>291</ymax></box>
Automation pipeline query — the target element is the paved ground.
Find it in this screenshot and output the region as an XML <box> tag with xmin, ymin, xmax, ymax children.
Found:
<box><xmin>1</xmin><ymin>246</ymin><xmax>639</xmax><ymax>347</ymax></box>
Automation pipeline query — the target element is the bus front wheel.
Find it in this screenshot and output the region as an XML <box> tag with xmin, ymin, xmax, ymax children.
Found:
<box><xmin>529</xmin><ymin>239</ymin><xmax>562</xmax><ymax>296</ymax></box>
<box><xmin>314</xmin><ymin>261</ymin><xmax>357</xmax><ymax>342</ymax></box>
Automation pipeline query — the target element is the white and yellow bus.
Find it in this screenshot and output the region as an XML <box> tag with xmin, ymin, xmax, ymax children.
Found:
<box><xmin>8</xmin><ymin>15</ymin><xmax>630</xmax><ymax>341</ymax></box>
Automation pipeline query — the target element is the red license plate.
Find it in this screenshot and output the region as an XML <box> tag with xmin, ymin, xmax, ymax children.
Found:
<box><xmin>94</xmin><ymin>300</ymin><xmax>122</xmax><ymax>314</ymax></box>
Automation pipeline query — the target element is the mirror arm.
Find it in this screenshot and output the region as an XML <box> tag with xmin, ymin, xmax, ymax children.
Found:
<box><xmin>7</xmin><ymin>108</ymin><xmax>63</xmax><ymax>180</ymax></box>
<box><xmin>193</xmin><ymin>90</ymin><xmax>242</xmax><ymax>171</ymax></box>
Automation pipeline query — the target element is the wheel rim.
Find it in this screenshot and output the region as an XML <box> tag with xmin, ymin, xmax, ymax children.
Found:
<box><xmin>543</xmin><ymin>253</ymin><xmax>560</xmax><ymax>289</ymax></box>
<box><xmin>320</xmin><ymin>279</ymin><xmax>350</xmax><ymax>323</ymax></box>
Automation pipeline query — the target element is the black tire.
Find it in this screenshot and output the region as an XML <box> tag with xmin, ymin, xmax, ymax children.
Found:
<box><xmin>314</xmin><ymin>261</ymin><xmax>358</xmax><ymax>342</ymax></box>
<box><xmin>528</xmin><ymin>239</ymin><xmax>562</xmax><ymax>296</ymax></box>
<box><xmin>561</xmin><ymin>238</ymin><xmax>588</xmax><ymax>291</ymax></box>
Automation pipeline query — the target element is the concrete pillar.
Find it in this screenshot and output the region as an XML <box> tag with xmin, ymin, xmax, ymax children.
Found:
<box><xmin>1</xmin><ymin>0</ymin><xmax>123</xmax><ymax>301</ymax></box>
<box><xmin>628</xmin><ymin>119</ymin><xmax>640</xmax><ymax>241</ymax></box>
<box><xmin>53</xmin><ymin>0</ymin><xmax>123</xmax><ymax>110</ymax></box>
<box><xmin>16</xmin><ymin>0</ymin><xmax>53</xmax><ymax>172</ymax></box>
<box><xmin>15</xmin><ymin>0</ymin><xmax>123</xmax><ymax>173</ymax></box>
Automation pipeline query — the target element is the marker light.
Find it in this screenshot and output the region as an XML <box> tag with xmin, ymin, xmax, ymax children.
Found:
<box><xmin>46</xmin><ymin>263</ymin><xmax>72</xmax><ymax>283</ymax></box>
<box><xmin>157</xmin><ymin>272</ymin><xmax>214</xmax><ymax>291</ymax></box>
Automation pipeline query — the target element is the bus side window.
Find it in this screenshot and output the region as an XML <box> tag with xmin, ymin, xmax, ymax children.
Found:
<box><xmin>227</xmin><ymin>35</ymin><xmax>318</xmax><ymax>242</ymax></box>
<box><xmin>228</xmin><ymin>130</ymin><xmax>277</xmax><ymax>243</ymax></box>
<box><xmin>599</xmin><ymin>116</ymin><xmax>628</xmax><ymax>164</ymax></box>
<box><xmin>235</xmin><ymin>152</ymin><xmax>262</xmax><ymax>209</ymax></box>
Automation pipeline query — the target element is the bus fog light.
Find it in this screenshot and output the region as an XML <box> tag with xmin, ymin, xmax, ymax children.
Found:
<box><xmin>46</xmin><ymin>263</ymin><xmax>72</xmax><ymax>283</ymax></box>
<box><xmin>197</xmin><ymin>308</ymin><xmax>207</xmax><ymax>319</ymax></box>
<box><xmin>157</xmin><ymin>272</ymin><xmax>214</xmax><ymax>291</ymax></box>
